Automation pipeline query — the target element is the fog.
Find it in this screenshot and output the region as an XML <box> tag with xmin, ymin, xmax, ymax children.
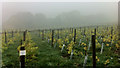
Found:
<box><xmin>2</xmin><ymin>2</ymin><xmax>118</xmax><ymax>30</ymax></box>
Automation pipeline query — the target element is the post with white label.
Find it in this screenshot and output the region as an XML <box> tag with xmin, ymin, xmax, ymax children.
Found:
<box><xmin>20</xmin><ymin>46</ymin><xmax>26</xmax><ymax>68</ymax></box>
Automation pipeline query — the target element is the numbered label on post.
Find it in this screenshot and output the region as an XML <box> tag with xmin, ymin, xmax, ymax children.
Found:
<box><xmin>20</xmin><ymin>50</ymin><xmax>26</xmax><ymax>56</ymax></box>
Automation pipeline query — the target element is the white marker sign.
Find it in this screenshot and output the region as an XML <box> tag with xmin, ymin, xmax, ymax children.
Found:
<box><xmin>61</xmin><ymin>44</ymin><xmax>65</xmax><ymax>52</ymax></box>
<box><xmin>83</xmin><ymin>55</ymin><xmax>88</xmax><ymax>68</ymax></box>
<box><xmin>70</xmin><ymin>50</ymin><xmax>73</xmax><ymax>60</ymax></box>
<box><xmin>20</xmin><ymin>50</ymin><xmax>26</xmax><ymax>56</ymax></box>
<box><xmin>88</xmin><ymin>41</ymin><xmax>91</xmax><ymax>51</ymax></box>
<box><xmin>100</xmin><ymin>43</ymin><xmax>104</xmax><ymax>54</ymax></box>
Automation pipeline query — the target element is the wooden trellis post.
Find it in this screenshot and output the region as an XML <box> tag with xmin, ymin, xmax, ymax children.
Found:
<box><xmin>23</xmin><ymin>30</ymin><xmax>27</xmax><ymax>41</ymax></box>
<box><xmin>21</xmin><ymin>40</ymin><xmax>23</xmax><ymax>45</ymax></box>
<box><xmin>118</xmin><ymin>10</ymin><xmax>120</xmax><ymax>40</ymax></box>
<box><xmin>118</xmin><ymin>2</ymin><xmax>120</xmax><ymax>56</ymax></box>
<box><xmin>52</xmin><ymin>30</ymin><xmax>54</xmax><ymax>47</ymax></box>
<box><xmin>84</xmin><ymin>27</ymin><xmax>86</xmax><ymax>37</ymax></box>
<box><xmin>5</xmin><ymin>32</ymin><xmax>7</xmax><ymax>43</ymax></box>
<box><xmin>72</xmin><ymin>28</ymin><xmax>73</xmax><ymax>33</ymax></box>
<box><xmin>42</xmin><ymin>30</ymin><xmax>44</xmax><ymax>40</ymax></box>
<box><xmin>111</xmin><ymin>27</ymin><xmax>113</xmax><ymax>39</ymax></box>
<box><xmin>92</xmin><ymin>34</ymin><xmax>96</xmax><ymax>68</ymax></box>
<box><xmin>57</xmin><ymin>29</ymin><xmax>59</xmax><ymax>39</ymax></box>
<box><xmin>74</xmin><ymin>29</ymin><xmax>76</xmax><ymax>43</ymax></box>
<box><xmin>94</xmin><ymin>28</ymin><xmax>96</xmax><ymax>36</ymax></box>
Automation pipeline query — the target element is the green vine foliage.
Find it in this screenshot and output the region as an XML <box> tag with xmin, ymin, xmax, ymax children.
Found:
<box><xmin>17</xmin><ymin>31</ymin><xmax>38</xmax><ymax>64</ymax></box>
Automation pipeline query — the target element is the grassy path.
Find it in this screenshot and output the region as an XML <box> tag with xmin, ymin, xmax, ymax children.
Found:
<box><xmin>30</xmin><ymin>35</ymin><xmax>77</xmax><ymax>67</ymax></box>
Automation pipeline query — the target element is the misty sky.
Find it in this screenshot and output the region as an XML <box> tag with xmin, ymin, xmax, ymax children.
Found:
<box><xmin>1</xmin><ymin>2</ymin><xmax>119</xmax><ymax>30</ymax></box>
<box><xmin>3</xmin><ymin>2</ymin><xmax>118</xmax><ymax>22</ymax></box>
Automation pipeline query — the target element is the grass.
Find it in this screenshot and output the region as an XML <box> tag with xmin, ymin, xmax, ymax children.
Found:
<box><xmin>2</xmin><ymin>33</ymin><xmax>84</xmax><ymax>68</ymax></box>
<box><xmin>2</xmin><ymin>32</ymin><xmax>120</xmax><ymax>68</ymax></box>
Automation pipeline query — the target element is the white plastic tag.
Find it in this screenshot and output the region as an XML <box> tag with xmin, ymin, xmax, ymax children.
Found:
<box><xmin>20</xmin><ymin>50</ymin><xmax>26</xmax><ymax>56</ymax></box>
<box><xmin>88</xmin><ymin>41</ymin><xmax>91</xmax><ymax>51</ymax></box>
<box><xmin>70</xmin><ymin>50</ymin><xmax>73</xmax><ymax>60</ymax></box>
<box><xmin>83</xmin><ymin>55</ymin><xmax>88</xmax><ymax>68</ymax></box>
<box><xmin>63</xmin><ymin>44</ymin><xmax>65</xmax><ymax>47</ymax></box>
<box><xmin>100</xmin><ymin>43</ymin><xmax>104</xmax><ymax>54</ymax></box>
<box><xmin>61</xmin><ymin>44</ymin><xmax>65</xmax><ymax>52</ymax></box>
